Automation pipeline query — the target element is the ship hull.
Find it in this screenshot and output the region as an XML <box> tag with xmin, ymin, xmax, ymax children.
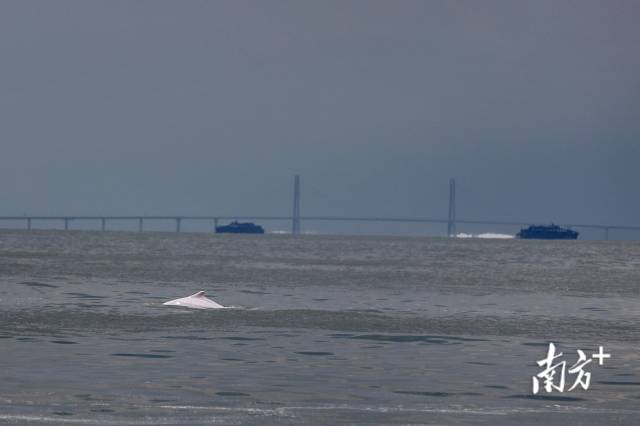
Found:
<box><xmin>516</xmin><ymin>231</ymin><xmax>578</xmax><ymax>240</ymax></box>
<box><xmin>216</xmin><ymin>227</ymin><xmax>264</xmax><ymax>234</ymax></box>
<box><xmin>215</xmin><ymin>222</ymin><xmax>264</xmax><ymax>234</ymax></box>
<box><xmin>516</xmin><ymin>224</ymin><xmax>578</xmax><ymax>240</ymax></box>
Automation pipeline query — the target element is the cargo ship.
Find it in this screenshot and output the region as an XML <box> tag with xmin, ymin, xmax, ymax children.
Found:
<box><xmin>516</xmin><ymin>224</ymin><xmax>578</xmax><ymax>240</ymax></box>
<box><xmin>215</xmin><ymin>221</ymin><xmax>264</xmax><ymax>234</ymax></box>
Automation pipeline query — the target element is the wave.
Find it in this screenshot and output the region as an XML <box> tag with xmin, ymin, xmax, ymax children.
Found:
<box><xmin>2</xmin><ymin>308</ymin><xmax>638</xmax><ymax>342</ymax></box>
<box><xmin>2</xmin><ymin>403</ymin><xmax>638</xmax><ymax>425</ymax></box>
<box><xmin>456</xmin><ymin>233</ymin><xmax>514</xmax><ymax>239</ymax></box>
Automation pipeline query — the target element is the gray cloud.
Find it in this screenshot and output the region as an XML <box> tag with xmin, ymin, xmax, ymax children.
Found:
<box><xmin>1</xmin><ymin>0</ymin><xmax>639</xmax><ymax>234</ymax></box>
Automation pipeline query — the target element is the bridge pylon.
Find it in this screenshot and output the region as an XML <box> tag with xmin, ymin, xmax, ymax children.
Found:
<box><xmin>448</xmin><ymin>178</ymin><xmax>456</xmax><ymax>237</ymax></box>
<box><xmin>292</xmin><ymin>175</ymin><xmax>301</xmax><ymax>235</ymax></box>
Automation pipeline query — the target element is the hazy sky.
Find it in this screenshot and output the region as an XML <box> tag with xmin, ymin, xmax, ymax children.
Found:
<box><xmin>1</xmin><ymin>1</ymin><xmax>639</xmax><ymax>234</ymax></box>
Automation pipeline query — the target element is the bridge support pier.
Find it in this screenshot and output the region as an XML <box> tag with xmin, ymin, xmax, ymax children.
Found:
<box><xmin>101</xmin><ymin>218</ymin><xmax>106</xmax><ymax>232</ymax></box>
<box><xmin>176</xmin><ymin>218</ymin><xmax>182</xmax><ymax>233</ymax></box>
<box><xmin>605</xmin><ymin>227</ymin><xmax>609</xmax><ymax>241</ymax></box>
<box><xmin>26</xmin><ymin>218</ymin><xmax>31</xmax><ymax>230</ymax></box>
<box><xmin>213</xmin><ymin>218</ymin><xmax>219</xmax><ymax>233</ymax></box>
<box><xmin>64</xmin><ymin>218</ymin><xmax>70</xmax><ymax>230</ymax></box>
<box><xmin>138</xmin><ymin>218</ymin><xmax>144</xmax><ymax>232</ymax></box>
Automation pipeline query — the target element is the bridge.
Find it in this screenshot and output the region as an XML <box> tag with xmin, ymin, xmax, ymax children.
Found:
<box><xmin>0</xmin><ymin>214</ymin><xmax>638</xmax><ymax>240</ymax></box>
<box><xmin>0</xmin><ymin>177</ymin><xmax>638</xmax><ymax>239</ymax></box>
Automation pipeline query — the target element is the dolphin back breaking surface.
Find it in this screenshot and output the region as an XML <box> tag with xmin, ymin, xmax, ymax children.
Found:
<box><xmin>163</xmin><ymin>291</ymin><xmax>225</xmax><ymax>309</ymax></box>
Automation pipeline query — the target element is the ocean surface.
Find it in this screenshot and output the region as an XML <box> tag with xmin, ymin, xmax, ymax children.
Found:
<box><xmin>1</xmin><ymin>230</ymin><xmax>639</xmax><ymax>425</ymax></box>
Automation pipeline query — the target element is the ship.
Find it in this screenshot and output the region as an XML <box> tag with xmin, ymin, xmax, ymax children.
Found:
<box><xmin>516</xmin><ymin>224</ymin><xmax>578</xmax><ymax>240</ymax></box>
<box><xmin>215</xmin><ymin>221</ymin><xmax>265</xmax><ymax>234</ymax></box>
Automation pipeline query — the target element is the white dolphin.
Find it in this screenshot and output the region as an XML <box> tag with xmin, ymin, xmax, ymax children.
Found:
<box><xmin>163</xmin><ymin>291</ymin><xmax>225</xmax><ymax>309</ymax></box>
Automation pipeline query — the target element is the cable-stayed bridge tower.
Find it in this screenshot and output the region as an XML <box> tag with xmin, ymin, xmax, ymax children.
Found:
<box><xmin>448</xmin><ymin>178</ymin><xmax>456</xmax><ymax>237</ymax></box>
<box><xmin>292</xmin><ymin>175</ymin><xmax>301</xmax><ymax>235</ymax></box>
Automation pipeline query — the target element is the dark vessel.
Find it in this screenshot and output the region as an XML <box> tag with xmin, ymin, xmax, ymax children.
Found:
<box><xmin>215</xmin><ymin>221</ymin><xmax>265</xmax><ymax>234</ymax></box>
<box><xmin>516</xmin><ymin>224</ymin><xmax>578</xmax><ymax>240</ymax></box>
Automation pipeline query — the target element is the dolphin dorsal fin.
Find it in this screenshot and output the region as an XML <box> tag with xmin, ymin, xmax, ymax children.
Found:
<box><xmin>193</xmin><ymin>291</ymin><xmax>206</xmax><ymax>297</ymax></box>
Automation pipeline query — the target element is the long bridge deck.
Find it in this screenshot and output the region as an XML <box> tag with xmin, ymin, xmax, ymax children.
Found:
<box><xmin>0</xmin><ymin>215</ymin><xmax>638</xmax><ymax>239</ymax></box>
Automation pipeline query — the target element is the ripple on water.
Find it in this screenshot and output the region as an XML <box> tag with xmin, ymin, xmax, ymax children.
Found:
<box><xmin>484</xmin><ymin>385</ymin><xmax>509</xmax><ymax>389</ymax></box>
<box><xmin>19</xmin><ymin>282</ymin><xmax>59</xmax><ymax>288</ymax></box>
<box><xmin>597</xmin><ymin>381</ymin><xmax>640</xmax><ymax>386</ymax></box>
<box><xmin>393</xmin><ymin>390</ymin><xmax>452</xmax><ymax>397</ymax></box>
<box><xmin>505</xmin><ymin>394</ymin><xmax>586</xmax><ymax>402</ymax></box>
<box><xmin>581</xmin><ymin>307</ymin><xmax>609</xmax><ymax>312</ymax></box>
<box><xmin>64</xmin><ymin>293</ymin><xmax>108</xmax><ymax>300</ymax></box>
<box><xmin>111</xmin><ymin>353</ymin><xmax>174</xmax><ymax>359</ymax></box>
<box><xmin>221</xmin><ymin>336</ymin><xmax>265</xmax><ymax>341</ymax></box>
<box><xmin>161</xmin><ymin>335</ymin><xmax>214</xmax><ymax>341</ymax></box>
<box><xmin>215</xmin><ymin>392</ymin><xmax>250</xmax><ymax>396</ymax></box>
<box><xmin>74</xmin><ymin>394</ymin><xmax>99</xmax><ymax>401</ymax></box>
<box><xmin>107</xmin><ymin>337</ymin><xmax>150</xmax><ymax>342</ymax></box>
<box><xmin>331</xmin><ymin>334</ymin><xmax>488</xmax><ymax>344</ymax></box>
<box><xmin>295</xmin><ymin>351</ymin><xmax>334</xmax><ymax>356</ymax></box>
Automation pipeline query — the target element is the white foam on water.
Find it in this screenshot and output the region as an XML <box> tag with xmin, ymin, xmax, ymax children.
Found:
<box><xmin>0</xmin><ymin>414</ymin><xmax>231</xmax><ymax>425</ymax></box>
<box><xmin>456</xmin><ymin>233</ymin><xmax>514</xmax><ymax>239</ymax></box>
<box><xmin>477</xmin><ymin>233</ymin><xmax>514</xmax><ymax>239</ymax></box>
<box><xmin>155</xmin><ymin>403</ymin><xmax>639</xmax><ymax>416</ymax></box>
<box><xmin>4</xmin><ymin>404</ymin><xmax>639</xmax><ymax>425</ymax></box>
<box><xmin>270</xmin><ymin>229</ymin><xmax>319</xmax><ymax>235</ymax></box>
<box><xmin>0</xmin><ymin>415</ymin><xmax>130</xmax><ymax>424</ymax></box>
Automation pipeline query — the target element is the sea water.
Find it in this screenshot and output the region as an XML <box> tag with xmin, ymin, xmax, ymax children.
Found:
<box><xmin>1</xmin><ymin>230</ymin><xmax>639</xmax><ymax>425</ymax></box>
